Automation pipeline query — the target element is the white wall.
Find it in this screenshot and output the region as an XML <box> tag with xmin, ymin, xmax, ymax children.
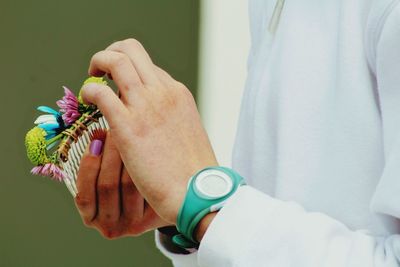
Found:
<box><xmin>198</xmin><ymin>0</ymin><xmax>250</xmax><ymax>166</ymax></box>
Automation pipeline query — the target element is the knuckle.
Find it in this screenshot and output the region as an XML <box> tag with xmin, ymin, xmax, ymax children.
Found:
<box><xmin>93</xmin><ymin>87</ymin><xmax>110</xmax><ymax>102</ymax></box>
<box><xmin>177</xmin><ymin>82</ymin><xmax>194</xmax><ymax>100</ymax></box>
<box><xmin>121</xmin><ymin>177</ymin><xmax>132</xmax><ymax>187</ymax></box>
<box><xmin>128</xmin><ymin>223</ymin><xmax>145</xmax><ymax>236</ymax></box>
<box><xmin>97</xmin><ymin>216</ymin><xmax>118</xmax><ymax>230</ymax></box>
<box><xmin>78</xmin><ymin>156</ymin><xmax>98</xmax><ymax>173</ymax></box>
<box><xmin>99</xmin><ymin>219</ymin><xmax>116</xmax><ymax>230</ymax></box>
<box><xmin>181</xmin><ymin>90</ymin><xmax>196</xmax><ymax>108</ymax></box>
<box><xmin>175</xmin><ymin>81</ymin><xmax>187</xmax><ymax>91</ymax></box>
<box><xmin>110</xmin><ymin>53</ymin><xmax>128</xmax><ymax>68</ymax></box>
<box><xmin>169</xmin><ymin>81</ymin><xmax>194</xmax><ymax>102</ymax></box>
<box><xmin>75</xmin><ymin>194</ymin><xmax>93</xmax><ymax>209</ymax></box>
<box><xmin>110</xmin><ymin>40</ymin><xmax>123</xmax><ymax>49</ymax></box>
<box><xmin>100</xmin><ymin>227</ymin><xmax>119</xmax><ymax>239</ymax></box>
<box><xmin>124</xmin><ymin>38</ymin><xmax>143</xmax><ymax>49</ymax></box>
<box><xmin>122</xmin><ymin>180</ymin><xmax>136</xmax><ymax>193</ymax></box>
<box><xmin>157</xmin><ymin>90</ymin><xmax>178</xmax><ymax>110</ymax></box>
<box><xmin>83</xmin><ymin>218</ymin><xmax>94</xmax><ymax>227</ymax></box>
<box><xmin>98</xmin><ymin>182</ymin><xmax>118</xmax><ymax>195</ymax></box>
<box><xmin>90</xmin><ymin>51</ymin><xmax>103</xmax><ymax>64</ymax></box>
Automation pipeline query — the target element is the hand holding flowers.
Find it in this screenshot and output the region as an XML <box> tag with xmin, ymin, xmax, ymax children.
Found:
<box><xmin>25</xmin><ymin>38</ymin><xmax>218</xmax><ymax>242</ymax></box>
<box><xmin>25</xmin><ymin>77</ymin><xmax>107</xmax><ymax>182</ymax></box>
<box><xmin>80</xmin><ymin>38</ymin><xmax>218</xmax><ymax>225</ymax></box>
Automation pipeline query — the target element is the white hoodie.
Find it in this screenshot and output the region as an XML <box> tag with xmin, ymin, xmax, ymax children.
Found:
<box><xmin>157</xmin><ymin>0</ymin><xmax>400</xmax><ymax>266</ymax></box>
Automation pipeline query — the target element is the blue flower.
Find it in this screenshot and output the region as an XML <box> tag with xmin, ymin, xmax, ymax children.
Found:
<box><xmin>34</xmin><ymin>106</ymin><xmax>65</xmax><ymax>140</ymax></box>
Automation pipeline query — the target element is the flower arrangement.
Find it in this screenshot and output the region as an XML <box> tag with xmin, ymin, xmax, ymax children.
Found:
<box><xmin>25</xmin><ymin>77</ymin><xmax>108</xmax><ymax>183</ymax></box>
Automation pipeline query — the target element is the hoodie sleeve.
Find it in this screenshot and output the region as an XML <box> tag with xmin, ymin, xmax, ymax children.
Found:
<box><xmin>198</xmin><ymin>3</ymin><xmax>400</xmax><ymax>267</ymax></box>
<box><xmin>196</xmin><ymin>185</ymin><xmax>400</xmax><ymax>267</ymax></box>
<box><xmin>156</xmin><ymin>2</ymin><xmax>400</xmax><ymax>267</ymax></box>
<box><xmin>194</xmin><ymin>4</ymin><xmax>400</xmax><ymax>266</ymax></box>
<box><xmin>369</xmin><ymin>0</ymin><xmax>400</xmax><ymax>218</ymax></box>
<box><xmin>154</xmin><ymin>230</ymin><xmax>199</xmax><ymax>267</ymax></box>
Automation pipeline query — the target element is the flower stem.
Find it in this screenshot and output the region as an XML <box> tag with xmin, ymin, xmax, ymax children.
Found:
<box><xmin>46</xmin><ymin>133</ymin><xmax>63</xmax><ymax>146</ymax></box>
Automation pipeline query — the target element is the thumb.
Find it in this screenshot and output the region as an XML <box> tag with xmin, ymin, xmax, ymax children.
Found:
<box><xmin>81</xmin><ymin>82</ymin><xmax>129</xmax><ymax>130</ymax></box>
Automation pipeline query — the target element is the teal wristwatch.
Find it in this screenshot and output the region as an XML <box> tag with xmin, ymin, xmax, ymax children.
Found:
<box><xmin>173</xmin><ymin>166</ymin><xmax>245</xmax><ymax>248</ymax></box>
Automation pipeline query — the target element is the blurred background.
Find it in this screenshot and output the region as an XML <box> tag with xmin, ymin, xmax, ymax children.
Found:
<box><xmin>0</xmin><ymin>0</ymin><xmax>248</xmax><ymax>266</ymax></box>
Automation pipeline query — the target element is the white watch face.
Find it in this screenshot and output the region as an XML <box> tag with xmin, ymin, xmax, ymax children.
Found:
<box><xmin>194</xmin><ymin>170</ymin><xmax>233</xmax><ymax>199</ymax></box>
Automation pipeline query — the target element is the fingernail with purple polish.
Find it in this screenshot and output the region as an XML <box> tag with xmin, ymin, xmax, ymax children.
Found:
<box><xmin>90</xmin><ymin>140</ymin><xmax>103</xmax><ymax>156</ymax></box>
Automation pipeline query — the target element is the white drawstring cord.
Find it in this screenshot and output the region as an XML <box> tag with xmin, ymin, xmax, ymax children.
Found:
<box><xmin>268</xmin><ymin>0</ymin><xmax>286</xmax><ymax>35</ymax></box>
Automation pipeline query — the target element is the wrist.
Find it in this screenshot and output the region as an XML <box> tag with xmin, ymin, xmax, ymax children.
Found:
<box><xmin>170</xmin><ymin>162</ymin><xmax>219</xmax><ymax>225</ymax></box>
<box><xmin>173</xmin><ymin>166</ymin><xmax>245</xmax><ymax>248</ymax></box>
<box><xmin>194</xmin><ymin>211</ymin><xmax>217</xmax><ymax>242</ymax></box>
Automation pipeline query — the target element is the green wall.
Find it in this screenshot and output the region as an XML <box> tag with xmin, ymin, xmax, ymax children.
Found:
<box><xmin>0</xmin><ymin>1</ymin><xmax>199</xmax><ymax>266</ymax></box>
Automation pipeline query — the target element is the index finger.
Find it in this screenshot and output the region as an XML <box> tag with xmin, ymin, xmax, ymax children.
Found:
<box><xmin>106</xmin><ymin>39</ymin><xmax>159</xmax><ymax>86</ymax></box>
<box><xmin>89</xmin><ymin>50</ymin><xmax>144</xmax><ymax>96</ymax></box>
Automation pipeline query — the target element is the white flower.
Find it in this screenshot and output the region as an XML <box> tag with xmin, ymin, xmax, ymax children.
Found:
<box><xmin>34</xmin><ymin>114</ymin><xmax>58</xmax><ymax>125</ymax></box>
<box><xmin>34</xmin><ymin>106</ymin><xmax>64</xmax><ymax>140</ymax></box>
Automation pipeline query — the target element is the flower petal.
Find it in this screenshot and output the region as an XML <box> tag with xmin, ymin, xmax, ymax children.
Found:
<box><xmin>34</xmin><ymin>114</ymin><xmax>57</xmax><ymax>125</ymax></box>
<box><xmin>62</xmin><ymin>86</ymin><xmax>75</xmax><ymax>97</ymax></box>
<box><xmin>37</xmin><ymin>106</ymin><xmax>60</xmax><ymax>115</ymax></box>
<box><xmin>38</xmin><ymin>123</ymin><xmax>60</xmax><ymax>131</ymax></box>
<box><xmin>41</xmin><ymin>163</ymin><xmax>52</xmax><ymax>176</ymax></box>
<box><xmin>31</xmin><ymin>166</ymin><xmax>43</xmax><ymax>175</ymax></box>
<box><xmin>57</xmin><ymin>86</ymin><xmax>80</xmax><ymax>125</ymax></box>
<box><xmin>50</xmin><ymin>164</ymin><xmax>65</xmax><ymax>182</ymax></box>
<box><xmin>44</xmin><ymin>129</ymin><xmax>57</xmax><ymax>134</ymax></box>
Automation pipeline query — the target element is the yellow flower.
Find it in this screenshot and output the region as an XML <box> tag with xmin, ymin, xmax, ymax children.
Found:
<box><xmin>78</xmin><ymin>77</ymin><xmax>108</xmax><ymax>105</ymax></box>
<box><xmin>25</xmin><ymin>127</ymin><xmax>49</xmax><ymax>165</ymax></box>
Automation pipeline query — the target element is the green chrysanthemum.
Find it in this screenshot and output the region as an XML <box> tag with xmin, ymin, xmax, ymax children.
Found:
<box><xmin>78</xmin><ymin>76</ymin><xmax>108</xmax><ymax>105</ymax></box>
<box><xmin>83</xmin><ymin>76</ymin><xmax>108</xmax><ymax>86</ymax></box>
<box><xmin>49</xmin><ymin>152</ymin><xmax>58</xmax><ymax>164</ymax></box>
<box><xmin>25</xmin><ymin>127</ymin><xmax>49</xmax><ymax>165</ymax></box>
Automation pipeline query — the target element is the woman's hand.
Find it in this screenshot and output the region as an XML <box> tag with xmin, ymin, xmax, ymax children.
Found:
<box><xmin>75</xmin><ymin>133</ymin><xmax>170</xmax><ymax>239</ymax></box>
<box><xmin>81</xmin><ymin>38</ymin><xmax>218</xmax><ymax>225</ymax></box>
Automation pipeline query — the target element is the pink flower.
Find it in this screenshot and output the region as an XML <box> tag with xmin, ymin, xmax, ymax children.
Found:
<box><xmin>56</xmin><ymin>86</ymin><xmax>80</xmax><ymax>125</ymax></box>
<box><xmin>30</xmin><ymin>163</ymin><xmax>65</xmax><ymax>182</ymax></box>
<box><xmin>49</xmin><ymin>164</ymin><xmax>65</xmax><ymax>182</ymax></box>
<box><xmin>41</xmin><ymin>163</ymin><xmax>52</xmax><ymax>175</ymax></box>
<box><xmin>31</xmin><ymin>166</ymin><xmax>43</xmax><ymax>175</ymax></box>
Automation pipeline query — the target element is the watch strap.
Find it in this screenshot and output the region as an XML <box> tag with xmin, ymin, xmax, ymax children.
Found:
<box><xmin>174</xmin><ymin>166</ymin><xmax>245</xmax><ymax>248</ymax></box>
